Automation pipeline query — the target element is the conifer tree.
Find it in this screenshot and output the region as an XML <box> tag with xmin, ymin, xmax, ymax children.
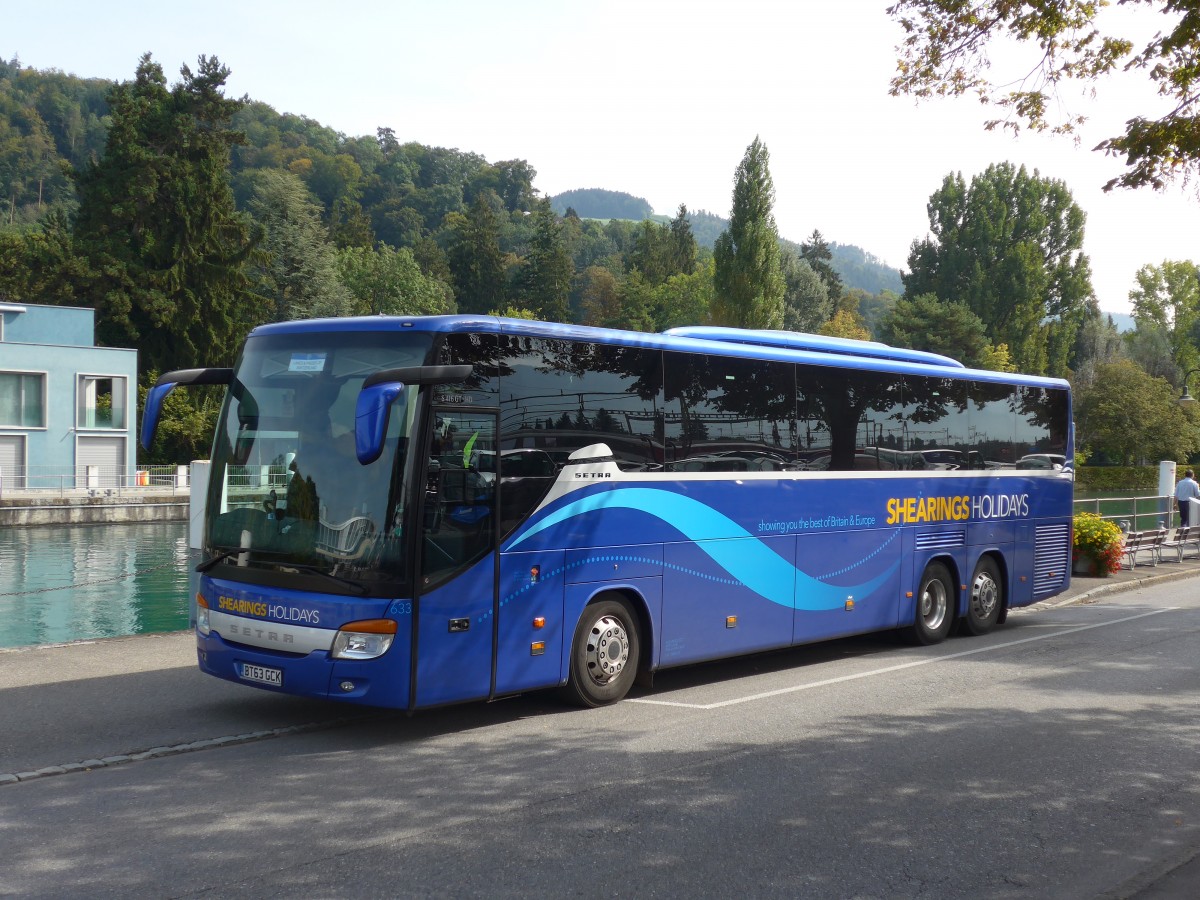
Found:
<box><xmin>447</xmin><ymin>190</ymin><xmax>506</xmax><ymax>314</ymax></box>
<box><xmin>72</xmin><ymin>54</ymin><xmax>257</xmax><ymax>370</ymax></box>
<box><xmin>712</xmin><ymin>137</ymin><xmax>785</xmax><ymax>329</ymax></box>
<box><xmin>668</xmin><ymin>203</ymin><xmax>697</xmax><ymax>276</ymax></box>
<box><xmin>514</xmin><ymin>198</ymin><xmax>571</xmax><ymax>322</ymax></box>
<box><xmin>800</xmin><ymin>229</ymin><xmax>843</xmax><ymax>303</ymax></box>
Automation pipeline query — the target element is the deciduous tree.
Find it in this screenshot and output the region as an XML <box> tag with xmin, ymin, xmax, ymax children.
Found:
<box><xmin>337</xmin><ymin>244</ymin><xmax>453</xmax><ymax>317</ymax></box>
<box><xmin>246</xmin><ymin>169</ymin><xmax>351</xmax><ymax>323</ymax></box>
<box><xmin>1129</xmin><ymin>259</ymin><xmax>1200</xmax><ymax>380</ymax></box>
<box><xmin>903</xmin><ymin>163</ymin><xmax>1093</xmax><ymax>376</ymax></box>
<box><xmin>779</xmin><ymin>251</ymin><xmax>831</xmax><ymax>333</ymax></box>
<box><xmin>1075</xmin><ymin>359</ymin><xmax>1198</xmax><ymax>464</ymax></box>
<box><xmin>889</xmin><ymin>0</ymin><xmax>1200</xmax><ymax>190</ymax></box>
<box><xmin>818</xmin><ymin>308</ymin><xmax>871</xmax><ymax>341</ymax></box>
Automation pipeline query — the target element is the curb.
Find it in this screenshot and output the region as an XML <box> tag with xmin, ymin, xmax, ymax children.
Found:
<box><xmin>0</xmin><ymin>717</ymin><xmax>368</xmax><ymax>788</ymax></box>
<box><xmin>1049</xmin><ymin>566</ymin><xmax>1200</xmax><ymax>607</ymax></box>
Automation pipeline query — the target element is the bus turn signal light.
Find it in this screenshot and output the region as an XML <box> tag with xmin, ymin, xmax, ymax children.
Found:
<box><xmin>196</xmin><ymin>594</ymin><xmax>211</xmax><ymax>635</ymax></box>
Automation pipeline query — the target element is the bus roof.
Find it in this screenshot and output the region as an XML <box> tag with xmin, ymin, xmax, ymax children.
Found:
<box><xmin>661</xmin><ymin>326</ymin><xmax>965</xmax><ymax>369</ymax></box>
<box><xmin>249</xmin><ymin>315</ymin><xmax>1068</xmax><ymax>390</ymax></box>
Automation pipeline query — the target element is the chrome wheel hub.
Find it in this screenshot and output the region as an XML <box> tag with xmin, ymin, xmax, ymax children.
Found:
<box><xmin>585</xmin><ymin>614</ymin><xmax>629</xmax><ymax>685</ymax></box>
<box><xmin>920</xmin><ymin>580</ymin><xmax>948</xmax><ymax>631</ymax></box>
<box><xmin>971</xmin><ymin>573</ymin><xmax>998</xmax><ymax>620</ymax></box>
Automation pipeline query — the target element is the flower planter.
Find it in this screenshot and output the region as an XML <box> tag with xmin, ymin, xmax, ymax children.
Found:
<box><xmin>1072</xmin><ymin>556</ymin><xmax>1109</xmax><ymax>578</ymax></box>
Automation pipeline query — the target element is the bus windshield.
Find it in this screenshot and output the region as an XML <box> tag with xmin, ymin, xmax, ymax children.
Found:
<box><xmin>205</xmin><ymin>330</ymin><xmax>433</xmax><ymax>593</ymax></box>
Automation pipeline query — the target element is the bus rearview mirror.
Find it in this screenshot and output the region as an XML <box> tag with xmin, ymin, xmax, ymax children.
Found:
<box><xmin>140</xmin><ymin>367</ymin><xmax>233</xmax><ymax>450</ymax></box>
<box><xmin>355</xmin><ymin>382</ymin><xmax>406</xmax><ymax>465</ymax></box>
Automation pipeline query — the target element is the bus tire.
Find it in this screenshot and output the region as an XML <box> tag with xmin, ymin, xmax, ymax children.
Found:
<box><xmin>908</xmin><ymin>562</ymin><xmax>954</xmax><ymax>645</ymax></box>
<box><xmin>963</xmin><ymin>557</ymin><xmax>1003</xmax><ymax>636</ymax></box>
<box><xmin>561</xmin><ymin>596</ymin><xmax>641</xmax><ymax>708</ymax></box>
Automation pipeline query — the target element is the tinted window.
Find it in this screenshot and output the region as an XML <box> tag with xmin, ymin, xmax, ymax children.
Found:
<box><xmin>497</xmin><ymin>337</ymin><xmax>663</xmax><ymax>472</ymax></box>
<box><xmin>969</xmin><ymin>382</ymin><xmax>1017</xmax><ymax>469</ymax></box>
<box><xmin>443</xmin><ymin>332</ymin><xmax>500</xmax><ymax>401</ymax></box>
<box><xmin>663</xmin><ymin>352</ymin><xmax>797</xmax><ymax>471</ymax></box>
<box><xmin>903</xmin><ymin>375</ymin><xmax>970</xmax><ymax>467</ymax></box>
<box><xmin>796</xmin><ymin>365</ymin><xmax>903</xmax><ymax>471</ymax></box>
<box><xmin>1013</xmin><ymin>386</ymin><xmax>1069</xmax><ymax>469</ymax></box>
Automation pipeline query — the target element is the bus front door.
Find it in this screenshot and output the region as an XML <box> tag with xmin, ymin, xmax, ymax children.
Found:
<box><xmin>412</xmin><ymin>409</ymin><xmax>498</xmax><ymax>708</ymax></box>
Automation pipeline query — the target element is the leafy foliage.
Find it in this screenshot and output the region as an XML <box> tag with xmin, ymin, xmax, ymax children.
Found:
<box><xmin>245</xmin><ymin>169</ymin><xmax>351</xmax><ymax>323</ymax></box>
<box><xmin>1129</xmin><ymin>259</ymin><xmax>1200</xmax><ymax>380</ymax></box>
<box><xmin>72</xmin><ymin>54</ymin><xmax>257</xmax><ymax>371</ymax></box>
<box><xmin>819</xmin><ymin>309</ymin><xmax>872</xmax><ymax>341</ymax></box>
<box><xmin>336</xmin><ymin>244</ymin><xmax>453</xmax><ymax>316</ymax></box>
<box><xmin>712</xmin><ymin>137</ymin><xmax>786</xmax><ymax>329</ymax></box>
<box><xmin>1074</xmin><ymin>359</ymin><xmax>1200</xmax><ymax>464</ymax></box>
<box><xmin>888</xmin><ymin>0</ymin><xmax>1200</xmax><ymax>190</ymax></box>
<box><xmin>136</xmin><ymin>373</ymin><xmax>221</xmax><ymax>465</ymax></box>
<box><xmin>879</xmin><ymin>292</ymin><xmax>990</xmax><ymax>367</ymax></box>
<box><xmin>903</xmin><ymin>163</ymin><xmax>1093</xmax><ymax>375</ymax></box>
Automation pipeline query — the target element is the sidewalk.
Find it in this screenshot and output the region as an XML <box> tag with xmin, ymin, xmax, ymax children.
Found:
<box><xmin>1050</xmin><ymin>551</ymin><xmax>1200</xmax><ymax>606</ymax></box>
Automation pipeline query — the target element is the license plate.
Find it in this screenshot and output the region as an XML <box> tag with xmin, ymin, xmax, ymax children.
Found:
<box><xmin>239</xmin><ymin>663</ymin><xmax>283</xmax><ymax>686</ymax></box>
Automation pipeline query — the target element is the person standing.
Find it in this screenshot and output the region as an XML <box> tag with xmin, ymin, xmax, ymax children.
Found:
<box><xmin>1176</xmin><ymin>468</ymin><xmax>1200</xmax><ymax>527</ymax></box>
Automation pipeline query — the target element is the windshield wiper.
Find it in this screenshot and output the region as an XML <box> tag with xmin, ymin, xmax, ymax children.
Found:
<box><xmin>196</xmin><ymin>548</ymin><xmax>370</xmax><ymax>595</ymax></box>
<box><xmin>196</xmin><ymin>548</ymin><xmax>244</xmax><ymax>573</ymax></box>
<box><xmin>275</xmin><ymin>563</ymin><xmax>370</xmax><ymax>595</ymax></box>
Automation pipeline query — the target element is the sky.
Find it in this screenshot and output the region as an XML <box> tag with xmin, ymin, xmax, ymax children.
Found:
<box><xmin>6</xmin><ymin>0</ymin><xmax>1197</xmax><ymax>316</ymax></box>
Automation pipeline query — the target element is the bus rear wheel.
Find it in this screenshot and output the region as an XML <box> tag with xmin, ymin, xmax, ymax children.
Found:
<box><xmin>562</xmin><ymin>596</ymin><xmax>641</xmax><ymax>708</ymax></box>
<box><xmin>908</xmin><ymin>562</ymin><xmax>955</xmax><ymax>645</ymax></box>
<box><xmin>963</xmin><ymin>557</ymin><xmax>1003</xmax><ymax>636</ymax></box>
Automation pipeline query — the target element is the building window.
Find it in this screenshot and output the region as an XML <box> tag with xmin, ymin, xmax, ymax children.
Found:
<box><xmin>0</xmin><ymin>372</ymin><xmax>46</xmax><ymax>427</ymax></box>
<box><xmin>78</xmin><ymin>375</ymin><xmax>127</xmax><ymax>429</ymax></box>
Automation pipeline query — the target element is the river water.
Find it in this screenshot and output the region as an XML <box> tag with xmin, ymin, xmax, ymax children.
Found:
<box><xmin>0</xmin><ymin>521</ymin><xmax>191</xmax><ymax>649</ymax></box>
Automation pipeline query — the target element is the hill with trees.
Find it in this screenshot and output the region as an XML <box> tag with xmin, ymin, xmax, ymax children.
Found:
<box><xmin>549</xmin><ymin>188</ymin><xmax>653</xmax><ymax>221</ymax></box>
<box><xmin>548</xmin><ymin>190</ymin><xmax>902</xmax><ymax>296</ymax></box>
<box><xmin>2</xmin><ymin>53</ymin><xmax>1198</xmax><ymax>468</ymax></box>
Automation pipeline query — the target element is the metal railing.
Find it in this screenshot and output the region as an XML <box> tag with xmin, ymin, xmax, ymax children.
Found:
<box><xmin>1072</xmin><ymin>494</ymin><xmax>1176</xmax><ymax>532</ymax></box>
<box><xmin>0</xmin><ymin>464</ymin><xmax>190</xmax><ymax>498</ymax></box>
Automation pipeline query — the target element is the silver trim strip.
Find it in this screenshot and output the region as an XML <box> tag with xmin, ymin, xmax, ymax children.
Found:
<box><xmin>209</xmin><ymin>609</ymin><xmax>333</xmax><ymax>654</ymax></box>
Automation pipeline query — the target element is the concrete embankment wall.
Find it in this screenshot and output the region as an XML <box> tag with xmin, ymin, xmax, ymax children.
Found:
<box><xmin>0</xmin><ymin>496</ymin><xmax>188</xmax><ymax>526</ymax></box>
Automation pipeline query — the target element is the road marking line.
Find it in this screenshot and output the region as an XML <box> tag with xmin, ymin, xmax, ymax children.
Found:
<box><xmin>629</xmin><ymin>607</ymin><xmax>1177</xmax><ymax>710</ymax></box>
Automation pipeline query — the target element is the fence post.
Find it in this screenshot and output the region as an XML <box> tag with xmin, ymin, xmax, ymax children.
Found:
<box><xmin>1159</xmin><ymin>461</ymin><xmax>1177</xmax><ymax>529</ymax></box>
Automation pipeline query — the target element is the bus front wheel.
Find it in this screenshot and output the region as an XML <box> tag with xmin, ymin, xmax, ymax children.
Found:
<box><xmin>963</xmin><ymin>557</ymin><xmax>1003</xmax><ymax>636</ymax></box>
<box><xmin>562</xmin><ymin>596</ymin><xmax>641</xmax><ymax>708</ymax></box>
<box><xmin>908</xmin><ymin>562</ymin><xmax>955</xmax><ymax>645</ymax></box>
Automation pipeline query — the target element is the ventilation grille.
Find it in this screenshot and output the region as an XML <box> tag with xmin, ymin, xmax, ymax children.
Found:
<box><xmin>1034</xmin><ymin>523</ymin><xmax>1071</xmax><ymax>596</ymax></box>
<box><xmin>916</xmin><ymin>530</ymin><xmax>965</xmax><ymax>551</ymax></box>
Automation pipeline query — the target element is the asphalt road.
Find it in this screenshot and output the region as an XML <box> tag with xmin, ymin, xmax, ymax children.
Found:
<box><xmin>2</xmin><ymin>580</ymin><xmax>1198</xmax><ymax>899</ymax></box>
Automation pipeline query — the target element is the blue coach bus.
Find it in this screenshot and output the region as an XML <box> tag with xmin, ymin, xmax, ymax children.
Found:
<box><xmin>141</xmin><ymin>316</ymin><xmax>1073</xmax><ymax>709</ymax></box>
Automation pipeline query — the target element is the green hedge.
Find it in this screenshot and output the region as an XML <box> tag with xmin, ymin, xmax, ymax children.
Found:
<box><xmin>1074</xmin><ymin>466</ymin><xmax>1162</xmax><ymax>493</ymax></box>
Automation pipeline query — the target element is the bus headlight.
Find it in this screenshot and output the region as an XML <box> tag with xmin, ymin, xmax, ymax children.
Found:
<box><xmin>196</xmin><ymin>594</ymin><xmax>211</xmax><ymax>636</ymax></box>
<box><xmin>331</xmin><ymin>619</ymin><xmax>398</xmax><ymax>660</ymax></box>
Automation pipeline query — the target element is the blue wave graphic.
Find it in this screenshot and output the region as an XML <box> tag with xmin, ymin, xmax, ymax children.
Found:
<box><xmin>506</xmin><ymin>487</ymin><xmax>899</xmax><ymax>611</ymax></box>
